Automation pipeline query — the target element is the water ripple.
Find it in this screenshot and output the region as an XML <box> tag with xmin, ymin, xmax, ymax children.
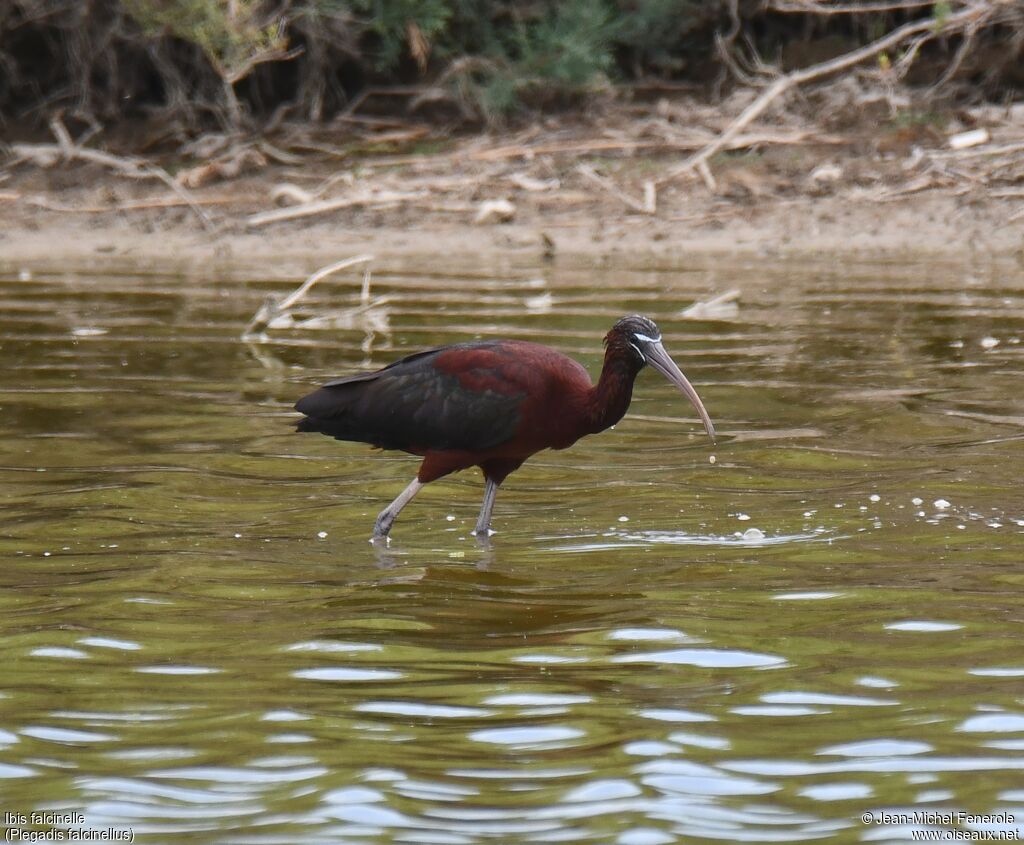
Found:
<box><xmin>613</xmin><ymin>648</ymin><xmax>787</xmax><ymax>669</ymax></box>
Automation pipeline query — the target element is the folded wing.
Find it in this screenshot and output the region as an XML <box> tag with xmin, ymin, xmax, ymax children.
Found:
<box><xmin>295</xmin><ymin>343</ymin><xmax>527</xmax><ymax>452</ymax></box>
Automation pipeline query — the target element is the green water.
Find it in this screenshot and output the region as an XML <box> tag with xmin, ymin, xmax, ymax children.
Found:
<box><xmin>0</xmin><ymin>256</ymin><xmax>1022</xmax><ymax>844</ymax></box>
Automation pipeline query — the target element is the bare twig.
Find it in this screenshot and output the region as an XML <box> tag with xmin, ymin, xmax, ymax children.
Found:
<box><xmin>769</xmin><ymin>0</ymin><xmax>938</xmax><ymax>12</ymax></box>
<box><xmin>246</xmin><ymin>190</ymin><xmax>428</xmax><ymax>227</ymax></box>
<box><xmin>576</xmin><ymin>164</ymin><xmax>652</xmax><ymax>214</ymax></box>
<box><xmin>143</xmin><ymin>165</ymin><xmax>218</xmax><ymax>229</ymax></box>
<box><xmin>642</xmin><ymin>181</ymin><xmax>656</xmax><ymax>214</ymax></box>
<box><xmin>932</xmin><ymin>141</ymin><xmax>1024</xmax><ymax>160</ymax></box>
<box><xmin>25</xmin><ymin>195</ymin><xmax>245</xmax><ymax>214</ymax></box>
<box><xmin>696</xmin><ymin>160</ymin><xmax>718</xmax><ymax>193</ymax></box>
<box><xmin>278</xmin><ymin>255</ymin><xmax>375</xmax><ymax>312</ymax></box>
<box><xmin>12</xmin><ymin>115</ymin><xmax>216</xmax><ymax>230</ymax></box>
<box><xmin>473</xmin><ymin>131</ymin><xmax>839</xmax><ymax>162</ymax></box>
<box><xmin>243</xmin><ymin>254</ymin><xmax>375</xmax><ymax>338</ymax></box>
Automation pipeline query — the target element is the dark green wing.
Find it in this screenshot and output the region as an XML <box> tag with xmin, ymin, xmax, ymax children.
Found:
<box><xmin>295</xmin><ymin>342</ymin><xmax>526</xmax><ymax>452</ymax></box>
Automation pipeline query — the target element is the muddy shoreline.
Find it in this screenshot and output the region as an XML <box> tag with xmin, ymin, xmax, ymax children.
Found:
<box><xmin>2</xmin><ymin>191</ymin><xmax>1019</xmax><ymax>274</ymax></box>
<box><xmin>3</xmin><ymin>110</ymin><xmax>1022</xmax><ymax>272</ymax></box>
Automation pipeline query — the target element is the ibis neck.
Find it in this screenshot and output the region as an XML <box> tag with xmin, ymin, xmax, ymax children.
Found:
<box><xmin>586</xmin><ymin>351</ymin><xmax>641</xmax><ymax>433</ymax></box>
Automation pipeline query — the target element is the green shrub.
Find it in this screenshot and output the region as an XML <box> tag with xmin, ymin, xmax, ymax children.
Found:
<box><xmin>122</xmin><ymin>0</ymin><xmax>286</xmax><ymax>83</ymax></box>
<box><xmin>0</xmin><ymin>0</ymin><xmax>1017</xmax><ymax>133</ymax></box>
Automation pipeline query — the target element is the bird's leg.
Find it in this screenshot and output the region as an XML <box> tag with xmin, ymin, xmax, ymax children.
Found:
<box><xmin>473</xmin><ymin>478</ymin><xmax>499</xmax><ymax>537</ymax></box>
<box><xmin>372</xmin><ymin>477</ymin><xmax>423</xmax><ymax>541</ymax></box>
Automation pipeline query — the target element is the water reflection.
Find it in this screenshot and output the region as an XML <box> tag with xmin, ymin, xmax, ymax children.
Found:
<box><xmin>1</xmin><ymin>257</ymin><xmax>1023</xmax><ymax>842</ymax></box>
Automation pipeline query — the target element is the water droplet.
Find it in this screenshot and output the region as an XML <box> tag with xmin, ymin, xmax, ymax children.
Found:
<box><xmin>316</xmin><ymin>531</ymin><xmax>328</xmax><ymax>539</ymax></box>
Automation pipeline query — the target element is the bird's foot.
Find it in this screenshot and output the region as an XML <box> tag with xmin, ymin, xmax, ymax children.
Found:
<box><xmin>372</xmin><ymin>511</ymin><xmax>395</xmax><ymax>542</ymax></box>
<box><xmin>471</xmin><ymin>526</ymin><xmax>495</xmax><ymax>545</ymax></box>
<box><xmin>369</xmin><ymin>533</ymin><xmax>391</xmax><ymax>546</ymax></box>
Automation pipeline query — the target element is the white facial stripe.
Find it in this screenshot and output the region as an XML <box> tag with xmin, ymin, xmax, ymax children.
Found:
<box><xmin>628</xmin><ymin>341</ymin><xmax>645</xmax><ymax>361</ymax></box>
<box><xmin>633</xmin><ymin>332</ymin><xmax>661</xmax><ymax>344</ymax></box>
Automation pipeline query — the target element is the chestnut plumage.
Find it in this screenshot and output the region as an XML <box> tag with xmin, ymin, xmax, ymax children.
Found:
<box><xmin>295</xmin><ymin>315</ymin><xmax>715</xmax><ymax>540</ymax></box>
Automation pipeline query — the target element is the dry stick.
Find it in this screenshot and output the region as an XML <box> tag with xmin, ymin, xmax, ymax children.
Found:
<box><xmin>769</xmin><ymin>0</ymin><xmax>938</xmax><ymax>13</ymax></box>
<box><xmin>471</xmin><ymin>131</ymin><xmax>839</xmax><ymax>162</ymax></box>
<box><xmin>576</xmin><ymin>164</ymin><xmax>651</xmax><ymax>214</ymax></box>
<box><xmin>658</xmin><ymin>2</ymin><xmax>996</xmax><ymax>185</ymax></box>
<box><xmin>243</xmin><ymin>254</ymin><xmax>375</xmax><ymax>338</ymax></box>
<box><xmin>360</xmin><ymin>264</ymin><xmax>373</xmax><ymax>306</ymax></box>
<box><xmin>25</xmin><ymin>195</ymin><xmax>244</xmax><ymax>213</ymax></box>
<box><xmin>873</xmin><ymin>176</ymin><xmax>947</xmax><ymax>200</ymax></box>
<box><xmin>642</xmin><ymin>181</ymin><xmax>657</xmax><ymax>214</ymax></box>
<box><xmin>46</xmin><ymin>113</ymin><xmax>215</xmax><ymax>230</ymax></box>
<box><xmin>932</xmin><ymin>141</ymin><xmax>1024</xmax><ymax>160</ymax></box>
<box><xmin>346</xmin><ymin>131</ymin><xmax>839</xmax><ymax>172</ymax></box>
<box><xmin>696</xmin><ymin>160</ymin><xmax>718</xmax><ymax>193</ymax></box>
<box><xmin>340</xmin><ymin>85</ymin><xmax>427</xmax><ymax>117</ymax></box>
<box><xmin>49</xmin><ymin>114</ymin><xmax>74</xmax><ymax>154</ymax></box>
<box><xmin>278</xmin><ymin>255</ymin><xmax>375</xmax><ymax>312</ymax></box>
<box><xmin>11</xmin><ymin>141</ymin><xmax>216</xmax><ymax>230</ymax></box>
<box><xmin>142</xmin><ymin>166</ymin><xmax>219</xmax><ymax>230</ymax></box>
<box><xmin>246</xmin><ymin>190</ymin><xmax>427</xmax><ymax>228</ymax></box>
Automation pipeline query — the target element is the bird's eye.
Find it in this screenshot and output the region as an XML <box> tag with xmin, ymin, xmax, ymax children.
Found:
<box><xmin>628</xmin><ymin>340</ymin><xmax>646</xmax><ymax>362</ymax></box>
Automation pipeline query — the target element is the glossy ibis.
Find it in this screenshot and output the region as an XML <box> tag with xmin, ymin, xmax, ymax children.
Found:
<box><xmin>295</xmin><ymin>315</ymin><xmax>715</xmax><ymax>540</ymax></box>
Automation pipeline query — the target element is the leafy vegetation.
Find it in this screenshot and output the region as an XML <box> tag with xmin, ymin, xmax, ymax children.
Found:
<box><xmin>0</xmin><ymin>0</ymin><xmax>1019</xmax><ymax>134</ymax></box>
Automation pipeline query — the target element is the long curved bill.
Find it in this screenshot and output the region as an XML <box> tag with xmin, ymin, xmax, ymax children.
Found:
<box><xmin>644</xmin><ymin>341</ymin><xmax>716</xmax><ymax>443</ymax></box>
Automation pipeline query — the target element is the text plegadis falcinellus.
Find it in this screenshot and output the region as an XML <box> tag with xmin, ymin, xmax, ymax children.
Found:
<box><xmin>295</xmin><ymin>315</ymin><xmax>715</xmax><ymax>540</ymax></box>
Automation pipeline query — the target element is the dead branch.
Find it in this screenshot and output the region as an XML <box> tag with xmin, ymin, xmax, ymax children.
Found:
<box><xmin>24</xmin><ymin>195</ymin><xmax>246</xmax><ymax>214</ymax></box>
<box><xmin>10</xmin><ymin>115</ymin><xmax>216</xmax><ymax>230</ymax></box>
<box><xmin>932</xmin><ymin>141</ymin><xmax>1024</xmax><ymax>160</ymax></box>
<box><xmin>576</xmin><ymin>164</ymin><xmax>653</xmax><ymax>214</ymax></box>
<box><xmin>769</xmin><ymin>0</ymin><xmax>937</xmax><ymax>12</ymax></box>
<box><xmin>473</xmin><ymin>131</ymin><xmax>841</xmax><ymax>162</ymax></box>
<box><xmin>279</xmin><ymin>255</ymin><xmax>375</xmax><ymax>312</ymax></box>
<box><xmin>245</xmin><ymin>190</ymin><xmax>428</xmax><ymax>228</ymax></box>
<box><xmin>660</xmin><ymin>1</ymin><xmax>1002</xmax><ymax>185</ymax></box>
<box><xmin>243</xmin><ymin>254</ymin><xmax>375</xmax><ymax>338</ymax></box>
<box><xmin>681</xmin><ymin>290</ymin><xmax>741</xmax><ymax>320</ymax></box>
